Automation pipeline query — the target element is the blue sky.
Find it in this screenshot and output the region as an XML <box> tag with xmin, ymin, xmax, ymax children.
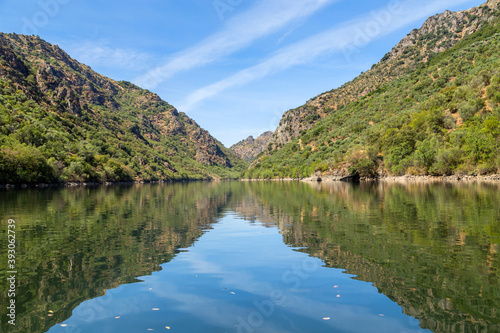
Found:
<box><xmin>0</xmin><ymin>0</ymin><xmax>485</xmax><ymax>146</ymax></box>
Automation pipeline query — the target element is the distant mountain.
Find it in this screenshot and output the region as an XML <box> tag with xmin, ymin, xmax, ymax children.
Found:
<box><xmin>230</xmin><ymin>131</ymin><xmax>273</xmax><ymax>162</ymax></box>
<box><xmin>0</xmin><ymin>33</ymin><xmax>247</xmax><ymax>183</ymax></box>
<box><xmin>247</xmin><ymin>0</ymin><xmax>500</xmax><ymax>179</ymax></box>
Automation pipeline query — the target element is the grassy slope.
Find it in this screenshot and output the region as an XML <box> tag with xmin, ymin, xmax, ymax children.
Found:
<box><xmin>247</xmin><ymin>13</ymin><xmax>500</xmax><ymax>179</ymax></box>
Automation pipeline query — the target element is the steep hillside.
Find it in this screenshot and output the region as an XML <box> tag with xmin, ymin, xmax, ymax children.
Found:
<box><xmin>0</xmin><ymin>33</ymin><xmax>247</xmax><ymax>183</ymax></box>
<box><xmin>230</xmin><ymin>131</ymin><xmax>272</xmax><ymax>162</ymax></box>
<box><xmin>247</xmin><ymin>0</ymin><xmax>500</xmax><ymax>179</ymax></box>
<box><xmin>266</xmin><ymin>0</ymin><xmax>499</xmax><ymax>150</ymax></box>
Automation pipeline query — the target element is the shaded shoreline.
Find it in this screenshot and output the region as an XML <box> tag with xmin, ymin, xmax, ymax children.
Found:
<box><xmin>3</xmin><ymin>174</ymin><xmax>500</xmax><ymax>189</ymax></box>
<box><xmin>303</xmin><ymin>174</ymin><xmax>500</xmax><ymax>183</ymax></box>
<box><xmin>241</xmin><ymin>174</ymin><xmax>500</xmax><ymax>183</ymax></box>
<box><xmin>0</xmin><ymin>178</ymin><xmax>222</xmax><ymax>189</ymax></box>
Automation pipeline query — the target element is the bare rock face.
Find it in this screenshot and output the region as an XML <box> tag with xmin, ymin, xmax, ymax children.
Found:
<box><xmin>230</xmin><ymin>131</ymin><xmax>273</xmax><ymax>162</ymax></box>
<box><xmin>264</xmin><ymin>0</ymin><xmax>499</xmax><ymax>157</ymax></box>
<box><xmin>488</xmin><ymin>0</ymin><xmax>500</xmax><ymax>7</ymax></box>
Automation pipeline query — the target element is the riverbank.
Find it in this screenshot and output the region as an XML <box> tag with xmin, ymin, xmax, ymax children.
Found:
<box><xmin>240</xmin><ymin>178</ymin><xmax>301</xmax><ymax>182</ymax></box>
<box><xmin>302</xmin><ymin>174</ymin><xmax>500</xmax><ymax>183</ymax></box>
<box><xmin>0</xmin><ymin>179</ymin><xmax>222</xmax><ymax>189</ymax></box>
<box><xmin>10</xmin><ymin>175</ymin><xmax>498</xmax><ymax>189</ymax></box>
<box><xmin>0</xmin><ymin>181</ymin><xmax>158</xmax><ymax>189</ymax></box>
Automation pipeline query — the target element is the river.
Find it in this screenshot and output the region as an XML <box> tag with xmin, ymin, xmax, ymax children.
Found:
<box><xmin>0</xmin><ymin>181</ymin><xmax>499</xmax><ymax>332</ymax></box>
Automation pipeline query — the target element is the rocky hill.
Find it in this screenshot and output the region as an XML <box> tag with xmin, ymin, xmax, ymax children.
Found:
<box><xmin>267</xmin><ymin>0</ymin><xmax>500</xmax><ymax>150</ymax></box>
<box><xmin>230</xmin><ymin>131</ymin><xmax>272</xmax><ymax>162</ymax></box>
<box><xmin>0</xmin><ymin>33</ymin><xmax>247</xmax><ymax>183</ymax></box>
<box><xmin>247</xmin><ymin>0</ymin><xmax>500</xmax><ymax>179</ymax></box>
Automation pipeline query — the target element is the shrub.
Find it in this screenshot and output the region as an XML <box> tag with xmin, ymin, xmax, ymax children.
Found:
<box><xmin>347</xmin><ymin>149</ymin><xmax>378</xmax><ymax>177</ymax></box>
<box><xmin>412</xmin><ymin>136</ymin><xmax>439</xmax><ymax>173</ymax></box>
<box><xmin>458</xmin><ymin>99</ymin><xmax>483</xmax><ymax>122</ymax></box>
<box><xmin>432</xmin><ymin>147</ymin><xmax>462</xmax><ymax>175</ymax></box>
<box><xmin>0</xmin><ymin>144</ymin><xmax>55</xmax><ymax>183</ymax></box>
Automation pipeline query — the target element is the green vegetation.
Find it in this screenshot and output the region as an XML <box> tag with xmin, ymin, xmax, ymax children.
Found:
<box><xmin>247</xmin><ymin>15</ymin><xmax>500</xmax><ymax>179</ymax></box>
<box><xmin>0</xmin><ymin>34</ymin><xmax>247</xmax><ymax>184</ymax></box>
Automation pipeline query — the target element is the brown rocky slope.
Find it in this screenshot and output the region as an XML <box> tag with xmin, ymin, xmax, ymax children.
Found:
<box><xmin>230</xmin><ymin>131</ymin><xmax>273</xmax><ymax>162</ymax></box>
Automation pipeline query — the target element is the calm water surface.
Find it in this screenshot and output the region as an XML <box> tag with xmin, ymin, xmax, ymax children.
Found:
<box><xmin>0</xmin><ymin>181</ymin><xmax>499</xmax><ymax>332</ymax></box>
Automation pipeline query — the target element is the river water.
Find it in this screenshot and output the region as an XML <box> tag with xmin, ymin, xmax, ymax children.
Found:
<box><xmin>0</xmin><ymin>181</ymin><xmax>499</xmax><ymax>332</ymax></box>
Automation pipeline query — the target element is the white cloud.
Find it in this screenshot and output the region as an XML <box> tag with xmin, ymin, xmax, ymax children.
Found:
<box><xmin>133</xmin><ymin>0</ymin><xmax>339</xmax><ymax>89</ymax></box>
<box><xmin>178</xmin><ymin>0</ymin><xmax>474</xmax><ymax>111</ymax></box>
<box><xmin>64</xmin><ymin>40</ymin><xmax>152</xmax><ymax>71</ymax></box>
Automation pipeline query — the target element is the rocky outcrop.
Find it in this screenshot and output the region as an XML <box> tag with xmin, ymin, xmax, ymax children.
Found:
<box><xmin>230</xmin><ymin>131</ymin><xmax>273</xmax><ymax>162</ymax></box>
<box><xmin>384</xmin><ymin>2</ymin><xmax>498</xmax><ymax>63</ymax></box>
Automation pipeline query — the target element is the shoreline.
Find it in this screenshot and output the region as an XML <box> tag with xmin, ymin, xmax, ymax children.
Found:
<box><xmin>3</xmin><ymin>174</ymin><xmax>500</xmax><ymax>189</ymax></box>
<box><xmin>241</xmin><ymin>174</ymin><xmax>500</xmax><ymax>183</ymax></box>
<box><xmin>0</xmin><ymin>178</ymin><xmax>222</xmax><ymax>189</ymax></box>
<box><xmin>239</xmin><ymin>178</ymin><xmax>302</xmax><ymax>182</ymax></box>
<box><xmin>302</xmin><ymin>174</ymin><xmax>500</xmax><ymax>183</ymax></box>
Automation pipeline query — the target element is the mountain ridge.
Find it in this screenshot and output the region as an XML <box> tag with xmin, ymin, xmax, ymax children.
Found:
<box><xmin>230</xmin><ymin>131</ymin><xmax>273</xmax><ymax>162</ymax></box>
<box><xmin>0</xmin><ymin>33</ymin><xmax>247</xmax><ymax>183</ymax></box>
<box><xmin>246</xmin><ymin>0</ymin><xmax>500</xmax><ymax>179</ymax></box>
<box><xmin>265</xmin><ymin>0</ymin><xmax>500</xmax><ymax>154</ymax></box>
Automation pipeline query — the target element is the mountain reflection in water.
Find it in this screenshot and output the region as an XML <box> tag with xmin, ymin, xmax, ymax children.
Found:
<box><xmin>0</xmin><ymin>181</ymin><xmax>498</xmax><ymax>332</ymax></box>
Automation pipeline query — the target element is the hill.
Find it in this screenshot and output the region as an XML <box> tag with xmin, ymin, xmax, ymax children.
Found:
<box><xmin>230</xmin><ymin>131</ymin><xmax>272</xmax><ymax>162</ymax></box>
<box><xmin>0</xmin><ymin>33</ymin><xmax>247</xmax><ymax>184</ymax></box>
<box><xmin>246</xmin><ymin>0</ymin><xmax>500</xmax><ymax>179</ymax></box>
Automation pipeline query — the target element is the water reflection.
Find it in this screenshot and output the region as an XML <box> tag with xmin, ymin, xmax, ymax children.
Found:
<box><xmin>0</xmin><ymin>181</ymin><xmax>498</xmax><ymax>332</ymax></box>
<box><xmin>245</xmin><ymin>181</ymin><xmax>500</xmax><ymax>332</ymax></box>
<box><xmin>0</xmin><ymin>182</ymin><xmax>235</xmax><ymax>333</ymax></box>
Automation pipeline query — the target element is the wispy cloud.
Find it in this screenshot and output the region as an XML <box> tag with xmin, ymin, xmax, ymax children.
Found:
<box><xmin>133</xmin><ymin>0</ymin><xmax>338</xmax><ymax>89</ymax></box>
<box><xmin>64</xmin><ymin>40</ymin><xmax>152</xmax><ymax>70</ymax></box>
<box><xmin>178</xmin><ymin>0</ymin><xmax>474</xmax><ymax>111</ymax></box>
